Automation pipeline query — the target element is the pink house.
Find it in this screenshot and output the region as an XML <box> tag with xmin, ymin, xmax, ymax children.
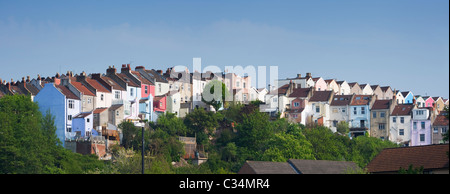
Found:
<box><xmin>153</xmin><ymin>95</ymin><xmax>166</xmax><ymax>112</ymax></box>
<box><xmin>312</xmin><ymin>77</ymin><xmax>327</xmax><ymax>91</ymax></box>
<box><xmin>423</xmin><ymin>96</ymin><xmax>435</xmax><ymax>108</ymax></box>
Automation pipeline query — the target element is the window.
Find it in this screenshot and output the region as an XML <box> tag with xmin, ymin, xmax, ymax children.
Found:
<box><xmin>273</xmin><ymin>98</ymin><xmax>277</xmax><ymax>102</ymax></box>
<box><xmin>333</xmin><ymin>108</ymin><xmax>338</xmax><ymax>113</ymax></box>
<box><xmin>392</xmin><ymin>117</ymin><xmax>396</xmax><ymax>123</ymax></box>
<box><xmin>67</xmin><ymin>127</ymin><xmax>72</xmax><ymax>132</ymax></box>
<box><xmin>243</xmin><ymin>82</ymin><xmax>246</xmax><ymax>88</ymax></box>
<box><xmin>361</xmin><ymin>107</ymin><xmax>365</xmax><ymax>114</ymax></box>
<box><xmin>421</xmin><ymin>122</ymin><xmax>425</xmax><ymax>129</ymax></box>
<box><xmin>434</xmin><ymin>127</ymin><xmax>439</xmax><ymax>133</ymax></box>
<box><xmin>442</xmin><ymin>127</ymin><xmax>448</xmax><ymax>134</ymax></box>
<box><xmin>159</xmin><ymin>84</ymin><xmax>162</xmax><ymax>92</ymax></box>
<box><xmin>373</xmin><ymin>112</ymin><xmax>377</xmax><ymax>118</ymax></box>
<box><xmin>353</xmin><ymin>107</ymin><xmax>357</xmax><ymax>115</ymax></box>
<box><xmin>400</xmin><ymin>117</ymin><xmax>404</xmax><ymax>123</ymax></box>
<box><xmin>316</xmin><ymin>106</ymin><xmax>320</xmax><ymax>113</ymax></box>
<box><xmin>293</xmin><ymin>114</ymin><xmax>298</xmax><ymax>118</ymax></box>
<box><xmin>413</xmin><ymin>122</ymin><xmax>417</xmax><ymax>130</ymax></box>
<box><xmin>116</xmin><ymin>111</ymin><xmax>119</xmax><ymax>116</ymax></box>
<box><xmin>115</xmin><ymin>91</ymin><xmax>120</xmax><ymax>99</ymax></box>
<box><xmin>130</xmin><ymin>88</ymin><xmax>134</xmax><ymax>96</ymax></box>
<box><xmin>68</xmin><ymin>100</ymin><xmax>74</xmax><ymax>109</ymax></box>
<box><xmin>68</xmin><ymin>115</ymin><xmax>72</xmax><ymax>121</ymax></box>
<box><xmin>399</xmin><ymin>129</ymin><xmax>404</xmax><ymax>136</ymax></box>
<box><xmin>342</xmin><ymin>108</ymin><xmax>346</xmax><ymax>113</ymax></box>
<box><xmin>160</xmin><ymin>102</ymin><xmax>163</xmax><ymax>107</ymax></box>
<box><xmin>420</xmin><ymin>134</ymin><xmax>425</xmax><ymax>142</ymax></box>
<box><xmin>294</xmin><ymin>102</ymin><xmax>300</xmax><ymax>107</ymax></box>
<box><xmin>380</xmin><ymin>112</ymin><xmax>385</xmax><ymax>118</ymax></box>
<box><xmin>379</xmin><ymin>123</ymin><xmax>385</xmax><ymax>130</ymax></box>
<box><xmin>88</xmin><ymin>98</ymin><xmax>91</xmax><ymax>104</ymax></box>
<box><xmin>236</xmin><ymin>81</ymin><xmax>240</xmax><ymax>87</ymax></box>
<box><xmin>101</xmin><ymin>94</ymin><xmax>104</xmax><ymax>101</ymax></box>
<box><xmin>87</xmin><ymin>118</ymin><xmax>90</xmax><ymax>123</ymax></box>
<box><xmin>145</xmin><ymin>86</ymin><xmax>148</xmax><ymax>94</ymax></box>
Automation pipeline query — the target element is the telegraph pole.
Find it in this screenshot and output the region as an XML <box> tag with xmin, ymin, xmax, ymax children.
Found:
<box><xmin>142</xmin><ymin>125</ymin><xmax>145</xmax><ymax>174</ymax></box>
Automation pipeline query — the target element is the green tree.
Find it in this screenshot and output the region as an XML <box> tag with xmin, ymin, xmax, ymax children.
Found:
<box><xmin>155</xmin><ymin>112</ymin><xmax>188</xmax><ymax>136</ymax></box>
<box><xmin>201</xmin><ymin>80</ymin><xmax>230</xmax><ymax>111</ymax></box>
<box><xmin>336</xmin><ymin>121</ymin><xmax>350</xmax><ymax>135</ymax></box>
<box><xmin>184</xmin><ymin>108</ymin><xmax>222</xmax><ymax>145</ymax></box>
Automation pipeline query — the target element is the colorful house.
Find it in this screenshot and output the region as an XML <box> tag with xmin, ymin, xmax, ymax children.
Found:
<box><xmin>432</xmin><ymin>97</ymin><xmax>445</xmax><ymax>111</ymax></box>
<box><xmin>410</xmin><ymin>107</ymin><xmax>433</xmax><ymax>146</ymax></box>
<box><xmin>395</xmin><ymin>91</ymin><xmax>405</xmax><ymax>104</ymax></box>
<box><xmin>72</xmin><ymin>112</ymin><xmax>95</xmax><ymax>138</ymax></box>
<box><xmin>349</xmin><ymin>95</ymin><xmax>374</xmax><ymax>138</ymax></box>
<box><xmin>401</xmin><ymin>91</ymin><xmax>414</xmax><ymax>104</ymax></box>
<box><xmin>389</xmin><ymin>104</ymin><xmax>415</xmax><ymax>146</ymax></box>
<box><xmin>423</xmin><ymin>96</ymin><xmax>435</xmax><ymax>108</ymax></box>
<box><xmin>34</xmin><ymin>83</ymin><xmax>81</xmax><ymax>146</ymax></box>
<box><xmin>324</xmin><ymin>79</ymin><xmax>340</xmax><ymax>94</ymax></box>
<box><xmin>312</xmin><ymin>77</ymin><xmax>327</xmax><ymax>91</ymax></box>
<box><xmin>370</xmin><ymin>85</ymin><xmax>383</xmax><ymax>100</ymax></box>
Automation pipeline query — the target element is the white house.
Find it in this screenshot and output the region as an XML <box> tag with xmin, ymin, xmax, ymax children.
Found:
<box><xmin>336</xmin><ymin>81</ymin><xmax>351</xmax><ymax>95</ymax></box>
<box><xmin>329</xmin><ymin>95</ymin><xmax>353</xmax><ymax>133</ymax></box>
<box><xmin>389</xmin><ymin>104</ymin><xmax>415</xmax><ymax>146</ymax></box>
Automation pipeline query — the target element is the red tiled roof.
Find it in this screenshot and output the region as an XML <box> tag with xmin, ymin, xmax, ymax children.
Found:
<box><xmin>93</xmin><ymin>108</ymin><xmax>108</xmax><ymax>114</ymax></box>
<box><xmin>366</xmin><ymin>144</ymin><xmax>449</xmax><ymax>173</ymax></box>
<box><xmin>351</xmin><ymin>95</ymin><xmax>371</xmax><ymax>106</ymax></box>
<box><xmin>55</xmin><ymin>85</ymin><xmax>80</xmax><ymax>100</ymax></box>
<box><xmin>86</xmin><ymin>78</ymin><xmax>110</xmax><ymax>93</ymax></box>
<box><xmin>71</xmin><ymin>81</ymin><xmax>95</xmax><ymax>96</ymax></box>
<box><xmin>433</xmin><ymin>114</ymin><xmax>449</xmax><ymax>126</ymax></box>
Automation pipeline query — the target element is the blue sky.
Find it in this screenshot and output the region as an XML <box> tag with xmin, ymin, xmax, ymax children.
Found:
<box><xmin>0</xmin><ymin>0</ymin><xmax>448</xmax><ymax>98</ymax></box>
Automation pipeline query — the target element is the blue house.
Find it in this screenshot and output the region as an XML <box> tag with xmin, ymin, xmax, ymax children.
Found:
<box><xmin>349</xmin><ymin>95</ymin><xmax>373</xmax><ymax>138</ymax></box>
<box><xmin>72</xmin><ymin>112</ymin><xmax>95</xmax><ymax>138</ymax></box>
<box><xmin>401</xmin><ymin>91</ymin><xmax>414</xmax><ymax>104</ymax></box>
<box><xmin>34</xmin><ymin>83</ymin><xmax>81</xmax><ymax>146</ymax></box>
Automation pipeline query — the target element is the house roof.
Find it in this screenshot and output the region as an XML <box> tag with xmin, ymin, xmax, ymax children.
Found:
<box><xmin>109</xmin><ymin>104</ymin><xmax>123</xmax><ymax>111</ymax></box>
<box><xmin>401</xmin><ymin>91</ymin><xmax>410</xmax><ymax>97</ymax></box>
<box><xmin>71</xmin><ymin>81</ymin><xmax>95</xmax><ymax>96</ymax></box>
<box><xmin>432</xmin><ymin>96</ymin><xmax>442</xmax><ymax>101</ymax></box>
<box><xmin>26</xmin><ymin>83</ymin><xmax>40</xmax><ymax>96</ymax></box>
<box><xmin>351</xmin><ymin>95</ymin><xmax>371</xmax><ymax>106</ymax></box>
<box><xmin>348</xmin><ymin>82</ymin><xmax>358</xmax><ymax>87</ymax></box>
<box><xmin>272</xmin><ymin>84</ymin><xmax>289</xmax><ymax>95</ymax></box>
<box><xmin>391</xmin><ymin>104</ymin><xmax>414</xmax><ymax>116</ymax></box>
<box><xmin>55</xmin><ymin>85</ymin><xmax>80</xmax><ymax>100</ymax></box>
<box><xmin>74</xmin><ymin>112</ymin><xmax>92</xmax><ymax>118</ymax></box>
<box><xmin>380</xmin><ymin>86</ymin><xmax>391</xmax><ymax>92</ymax></box>
<box><xmin>366</xmin><ymin>144</ymin><xmax>449</xmax><ymax>173</ymax></box>
<box><xmin>324</xmin><ymin>79</ymin><xmax>335</xmax><ymax>84</ymax></box>
<box><xmin>93</xmin><ymin>108</ymin><xmax>108</xmax><ymax>114</ymax></box>
<box><xmin>331</xmin><ymin>95</ymin><xmax>353</xmax><ymax>106</ymax></box>
<box><xmin>288</xmin><ymin>159</ymin><xmax>360</xmax><ymax>174</ymax></box>
<box><xmin>101</xmin><ymin>76</ymin><xmax>126</xmax><ymax>91</ymax></box>
<box><xmin>238</xmin><ymin>161</ymin><xmax>298</xmax><ymax>174</ymax></box>
<box><xmin>371</xmin><ymin>100</ymin><xmax>391</xmax><ymax>110</ymax></box>
<box><xmin>370</xmin><ymin>85</ymin><xmax>380</xmax><ymax>90</ymax></box>
<box><xmin>288</xmin><ymin>88</ymin><xmax>311</xmax><ymax>98</ymax></box>
<box><xmin>86</xmin><ymin>78</ymin><xmax>110</xmax><ymax>93</ymax></box>
<box><xmin>117</xmin><ymin>73</ymin><xmax>140</xmax><ymax>87</ymax></box>
<box><xmin>286</xmin><ymin>108</ymin><xmax>305</xmax><ymax>114</ymax></box>
<box><xmin>433</xmin><ymin>113</ymin><xmax>449</xmax><ymax>126</ymax></box>
<box><xmin>131</xmin><ymin>71</ymin><xmax>154</xmax><ymax>85</ymax></box>
<box><xmin>309</xmin><ymin>91</ymin><xmax>332</xmax><ymax>102</ymax></box>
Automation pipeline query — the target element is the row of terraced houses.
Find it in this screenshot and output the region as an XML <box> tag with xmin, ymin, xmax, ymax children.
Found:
<box><xmin>0</xmin><ymin>65</ymin><xmax>448</xmax><ymax>151</ymax></box>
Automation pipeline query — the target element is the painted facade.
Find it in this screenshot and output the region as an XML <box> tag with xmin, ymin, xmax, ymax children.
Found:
<box><xmin>312</xmin><ymin>77</ymin><xmax>327</xmax><ymax>91</ymax></box>
<box><xmin>414</xmin><ymin>96</ymin><xmax>425</xmax><ymax>107</ymax></box>
<box><xmin>402</xmin><ymin>91</ymin><xmax>414</xmax><ymax>104</ymax></box>
<box><xmin>410</xmin><ymin>108</ymin><xmax>432</xmax><ymax>146</ymax></box>
<box><xmin>348</xmin><ymin>82</ymin><xmax>362</xmax><ymax>95</ymax></box>
<box><xmin>336</xmin><ymin>81</ymin><xmax>351</xmax><ymax>95</ymax></box>
<box><xmin>329</xmin><ymin>95</ymin><xmax>353</xmax><ymax>133</ymax></box>
<box><xmin>359</xmin><ymin>84</ymin><xmax>374</xmax><ymax>95</ymax></box>
<box><xmin>72</xmin><ymin>112</ymin><xmax>95</xmax><ymax>138</ymax></box>
<box><xmin>325</xmin><ymin>79</ymin><xmax>340</xmax><ymax>94</ymax></box>
<box><xmin>349</xmin><ymin>95</ymin><xmax>374</xmax><ymax>136</ymax></box>
<box><xmin>370</xmin><ymin>99</ymin><xmax>396</xmax><ymax>140</ymax></box>
<box><xmin>389</xmin><ymin>104</ymin><xmax>415</xmax><ymax>146</ymax></box>
<box><xmin>423</xmin><ymin>96</ymin><xmax>435</xmax><ymax>108</ymax></box>
<box><xmin>380</xmin><ymin>86</ymin><xmax>394</xmax><ymax>100</ymax></box>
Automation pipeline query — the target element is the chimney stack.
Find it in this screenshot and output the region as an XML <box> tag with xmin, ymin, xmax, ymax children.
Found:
<box><xmin>297</xmin><ymin>74</ymin><xmax>301</xmax><ymax>78</ymax></box>
<box><xmin>121</xmin><ymin>64</ymin><xmax>131</xmax><ymax>73</ymax></box>
<box><xmin>107</xmin><ymin>66</ymin><xmax>117</xmax><ymax>75</ymax></box>
<box><xmin>26</xmin><ymin>76</ymin><xmax>30</xmax><ymax>82</ymax></box>
<box><xmin>306</xmin><ymin>73</ymin><xmax>311</xmax><ymax>78</ymax></box>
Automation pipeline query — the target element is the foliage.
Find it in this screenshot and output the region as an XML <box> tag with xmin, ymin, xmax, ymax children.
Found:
<box><xmin>0</xmin><ymin>95</ymin><xmax>104</xmax><ymax>174</ymax></box>
<box><xmin>398</xmin><ymin>164</ymin><xmax>424</xmax><ymax>174</ymax></box>
<box><xmin>336</xmin><ymin>121</ymin><xmax>350</xmax><ymax>135</ymax></box>
<box><xmin>201</xmin><ymin>80</ymin><xmax>230</xmax><ymax>111</ymax></box>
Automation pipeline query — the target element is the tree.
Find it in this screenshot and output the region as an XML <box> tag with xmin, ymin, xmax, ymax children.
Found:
<box><xmin>155</xmin><ymin>112</ymin><xmax>187</xmax><ymax>136</ymax></box>
<box><xmin>336</xmin><ymin>121</ymin><xmax>350</xmax><ymax>135</ymax></box>
<box><xmin>202</xmin><ymin>80</ymin><xmax>230</xmax><ymax>111</ymax></box>
<box><xmin>184</xmin><ymin>108</ymin><xmax>223</xmax><ymax>145</ymax></box>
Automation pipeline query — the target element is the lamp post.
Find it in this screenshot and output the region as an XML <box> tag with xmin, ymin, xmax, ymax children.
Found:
<box><xmin>141</xmin><ymin>125</ymin><xmax>144</xmax><ymax>174</ymax></box>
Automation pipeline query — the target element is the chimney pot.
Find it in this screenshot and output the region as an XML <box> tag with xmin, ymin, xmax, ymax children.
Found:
<box><xmin>297</xmin><ymin>74</ymin><xmax>301</xmax><ymax>78</ymax></box>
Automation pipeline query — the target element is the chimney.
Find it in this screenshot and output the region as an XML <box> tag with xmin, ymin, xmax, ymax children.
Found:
<box><xmin>55</xmin><ymin>73</ymin><xmax>60</xmax><ymax>78</ymax></box>
<box><xmin>297</xmin><ymin>74</ymin><xmax>301</xmax><ymax>78</ymax></box>
<box><xmin>107</xmin><ymin>66</ymin><xmax>117</xmax><ymax>75</ymax></box>
<box><xmin>136</xmin><ymin>66</ymin><xmax>145</xmax><ymax>70</ymax></box>
<box><xmin>121</xmin><ymin>64</ymin><xmax>131</xmax><ymax>73</ymax></box>
<box><xmin>157</xmin><ymin>70</ymin><xmax>163</xmax><ymax>75</ymax></box>
<box><xmin>26</xmin><ymin>76</ymin><xmax>30</xmax><ymax>83</ymax></box>
<box><xmin>306</xmin><ymin>73</ymin><xmax>311</xmax><ymax>78</ymax></box>
<box><xmin>38</xmin><ymin>74</ymin><xmax>41</xmax><ymax>80</ymax></box>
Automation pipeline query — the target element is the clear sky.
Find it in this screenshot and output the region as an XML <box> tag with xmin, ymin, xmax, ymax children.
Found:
<box><xmin>0</xmin><ymin>0</ymin><xmax>448</xmax><ymax>98</ymax></box>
